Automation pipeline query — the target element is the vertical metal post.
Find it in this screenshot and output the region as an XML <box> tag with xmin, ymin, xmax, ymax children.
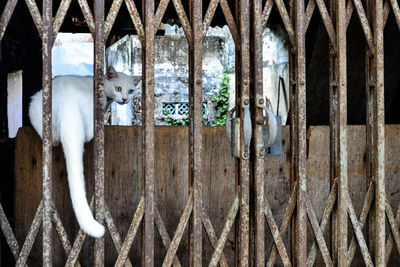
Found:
<box><xmin>142</xmin><ymin>0</ymin><xmax>155</xmax><ymax>264</ymax></box>
<box><xmin>239</xmin><ymin>0</ymin><xmax>250</xmax><ymax>265</ymax></box>
<box><xmin>374</xmin><ymin>0</ymin><xmax>385</xmax><ymax>262</ymax></box>
<box><xmin>329</xmin><ymin>0</ymin><xmax>338</xmax><ymax>263</ymax></box>
<box><xmin>289</xmin><ymin>0</ymin><xmax>298</xmax><ymax>262</ymax></box>
<box><xmin>234</xmin><ymin>0</ymin><xmax>241</xmax><ymax>265</ymax></box>
<box><xmin>94</xmin><ymin>0</ymin><xmax>105</xmax><ymax>265</ymax></box>
<box><xmin>189</xmin><ymin>0</ymin><xmax>203</xmax><ymax>264</ymax></box>
<box><xmin>365</xmin><ymin>0</ymin><xmax>376</xmax><ymax>253</ymax></box>
<box><xmin>42</xmin><ymin>0</ymin><xmax>53</xmax><ymax>264</ymax></box>
<box><xmin>253</xmin><ymin>0</ymin><xmax>265</xmax><ymax>265</ymax></box>
<box><xmin>295</xmin><ymin>0</ymin><xmax>307</xmax><ymax>264</ymax></box>
<box><xmin>337</xmin><ymin>0</ymin><xmax>348</xmax><ymax>263</ymax></box>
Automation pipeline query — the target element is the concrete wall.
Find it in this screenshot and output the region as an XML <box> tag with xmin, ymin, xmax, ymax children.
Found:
<box><xmin>106</xmin><ymin>25</ymin><xmax>289</xmax><ymax>125</ymax></box>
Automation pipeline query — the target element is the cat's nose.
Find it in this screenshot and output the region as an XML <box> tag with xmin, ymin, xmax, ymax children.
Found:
<box><xmin>122</xmin><ymin>98</ymin><xmax>127</xmax><ymax>103</ymax></box>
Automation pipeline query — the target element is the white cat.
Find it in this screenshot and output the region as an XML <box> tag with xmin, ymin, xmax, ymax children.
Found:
<box><xmin>29</xmin><ymin>66</ymin><xmax>140</xmax><ymax>238</ymax></box>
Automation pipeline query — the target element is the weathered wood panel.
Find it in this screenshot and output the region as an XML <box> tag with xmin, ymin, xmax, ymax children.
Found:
<box><xmin>13</xmin><ymin>125</ymin><xmax>400</xmax><ymax>266</ymax></box>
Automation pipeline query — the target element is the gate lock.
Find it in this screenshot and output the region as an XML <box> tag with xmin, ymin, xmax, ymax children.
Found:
<box><xmin>225</xmin><ymin>95</ymin><xmax>282</xmax><ymax>159</ymax></box>
<box><xmin>256</xmin><ymin>95</ymin><xmax>282</xmax><ymax>157</ymax></box>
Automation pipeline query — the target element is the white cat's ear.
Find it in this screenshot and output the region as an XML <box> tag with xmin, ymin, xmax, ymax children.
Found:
<box><xmin>107</xmin><ymin>66</ymin><xmax>118</xmax><ymax>79</ymax></box>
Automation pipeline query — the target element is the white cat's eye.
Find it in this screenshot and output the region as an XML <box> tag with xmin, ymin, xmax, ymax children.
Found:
<box><xmin>128</xmin><ymin>89</ymin><xmax>134</xmax><ymax>94</ymax></box>
<box><xmin>115</xmin><ymin>86</ymin><xmax>122</xmax><ymax>92</ymax></box>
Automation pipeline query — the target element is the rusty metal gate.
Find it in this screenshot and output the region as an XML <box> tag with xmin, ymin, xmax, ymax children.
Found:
<box><xmin>1</xmin><ymin>0</ymin><xmax>400</xmax><ymax>265</ymax></box>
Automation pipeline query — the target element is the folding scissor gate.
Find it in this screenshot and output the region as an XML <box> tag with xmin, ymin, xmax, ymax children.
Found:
<box><xmin>1</xmin><ymin>0</ymin><xmax>400</xmax><ymax>265</ymax></box>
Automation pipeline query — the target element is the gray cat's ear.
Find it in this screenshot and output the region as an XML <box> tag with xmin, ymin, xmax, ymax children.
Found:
<box><xmin>107</xmin><ymin>66</ymin><xmax>118</xmax><ymax>79</ymax></box>
<box><xmin>132</xmin><ymin>76</ymin><xmax>142</xmax><ymax>87</ymax></box>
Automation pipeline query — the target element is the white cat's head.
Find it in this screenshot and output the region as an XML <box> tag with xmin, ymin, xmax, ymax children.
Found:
<box><xmin>104</xmin><ymin>66</ymin><xmax>141</xmax><ymax>104</ymax></box>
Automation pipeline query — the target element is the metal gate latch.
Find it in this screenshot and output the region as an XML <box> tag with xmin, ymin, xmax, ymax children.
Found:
<box><xmin>256</xmin><ymin>95</ymin><xmax>282</xmax><ymax>157</ymax></box>
<box><xmin>225</xmin><ymin>97</ymin><xmax>252</xmax><ymax>159</ymax></box>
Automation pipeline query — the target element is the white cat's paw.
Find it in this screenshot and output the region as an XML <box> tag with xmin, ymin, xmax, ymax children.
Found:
<box><xmin>84</xmin><ymin>221</ymin><xmax>105</xmax><ymax>238</ymax></box>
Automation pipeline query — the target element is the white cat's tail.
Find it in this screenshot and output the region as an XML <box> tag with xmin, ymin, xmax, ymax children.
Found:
<box><xmin>60</xmin><ymin>108</ymin><xmax>105</xmax><ymax>238</ymax></box>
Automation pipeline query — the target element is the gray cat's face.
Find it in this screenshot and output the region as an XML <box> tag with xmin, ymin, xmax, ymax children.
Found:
<box><xmin>104</xmin><ymin>67</ymin><xmax>141</xmax><ymax>105</ymax></box>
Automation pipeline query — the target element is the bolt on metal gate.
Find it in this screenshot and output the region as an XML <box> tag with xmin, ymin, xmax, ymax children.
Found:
<box><xmin>0</xmin><ymin>0</ymin><xmax>400</xmax><ymax>265</ymax></box>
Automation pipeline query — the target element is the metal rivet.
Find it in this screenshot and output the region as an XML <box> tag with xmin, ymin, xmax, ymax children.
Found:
<box><xmin>259</xmin><ymin>98</ymin><xmax>264</xmax><ymax>104</ymax></box>
<box><xmin>342</xmin><ymin>83</ymin><xmax>345</xmax><ymax>86</ymax></box>
<box><xmin>259</xmin><ymin>150</ymin><xmax>264</xmax><ymax>157</ymax></box>
<box><xmin>258</xmin><ymin>81</ymin><xmax>263</xmax><ymax>85</ymax></box>
<box><xmin>148</xmin><ymin>80</ymin><xmax>153</xmax><ymax>85</ymax></box>
<box><xmin>300</xmin><ymin>81</ymin><xmax>305</xmax><ymax>85</ymax></box>
<box><xmin>244</xmin><ymin>81</ymin><xmax>248</xmax><ymax>85</ymax></box>
<box><xmin>244</xmin><ymin>99</ymin><xmax>249</xmax><ymax>105</ymax></box>
<box><xmin>244</xmin><ymin>151</ymin><xmax>249</xmax><ymax>158</ymax></box>
<box><xmin>196</xmin><ymin>80</ymin><xmax>201</xmax><ymax>85</ymax></box>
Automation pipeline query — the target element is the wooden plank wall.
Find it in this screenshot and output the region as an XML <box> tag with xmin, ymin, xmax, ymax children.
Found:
<box><xmin>14</xmin><ymin>125</ymin><xmax>400</xmax><ymax>266</ymax></box>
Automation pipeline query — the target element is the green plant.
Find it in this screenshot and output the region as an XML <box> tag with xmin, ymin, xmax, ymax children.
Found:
<box><xmin>166</xmin><ymin>114</ymin><xmax>189</xmax><ymax>125</ymax></box>
<box><xmin>211</xmin><ymin>67</ymin><xmax>230</xmax><ymax>126</ymax></box>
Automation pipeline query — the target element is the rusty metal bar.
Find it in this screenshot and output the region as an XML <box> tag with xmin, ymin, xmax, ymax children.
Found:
<box><xmin>261</xmin><ymin>0</ymin><xmax>274</xmax><ymax>30</ymax></box>
<box><xmin>385</xmin><ymin>196</ymin><xmax>400</xmax><ymax>264</ymax></box>
<box><xmin>347</xmin><ymin>182</ymin><xmax>374</xmax><ymax>266</ymax></box>
<box><xmin>328</xmin><ymin>0</ymin><xmax>338</xmax><ymax>262</ymax></box>
<box><xmin>202</xmin><ymin>0</ymin><xmax>219</xmax><ymax>36</ymax></box>
<box><xmin>154</xmin><ymin>204</ymin><xmax>182</xmax><ymax>267</ymax></box>
<box><xmin>104</xmin><ymin>203</ymin><xmax>133</xmax><ymax>267</ymax></box>
<box><xmin>347</xmin><ymin>195</ymin><xmax>374</xmax><ymax>266</ymax></box>
<box><xmin>208</xmin><ymin>193</ymin><xmax>239</xmax><ymax>267</ymax></box>
<box><xmin>0</xmin><ymin>204</ymin><xmax>20</xmax><ymax>260</ymax></box>
<box><xmin>0</xmin><ymin>0</ymin><xmax>18</xmax><ymax>40</ymax></box>
<box><xmin>304</xmin><ymin>0</ymin><xmax>316</xmax><ymax>33</ymax></box>
<box><xmin>289</xmin><ymin>0</ymin><xmax>298</xmax><ymax>261</ymax></box>
<box><xmin>315</xmin><ymin>0</ymin><xmax>336</xmax><ymax>45</ymax></box>
<box><xmin>51</xmin><ymin>201</ymin><xmax>82</xmax><ymax>267</ymax></box>
<box><xmin>304</xmin><ymin>194</ymin><xmax>333</xmax><ymax>266</ymax></box>
<box><xmin>276</xmin><ymin>0</ymin><xmax>296</xmax><ymax>48</ymax></box>
<box><xmin>153</xmin><ymin>0</ymin><xmax>170</xmax><ymax>34</ymax></box>
<box><xmin>264</xmin><ymin>200</ymin><xmax>292</xmax><ymax>266</ymax></box>
<box><xmin>365</xmin><ymin>0</ymin><xmax>376</xmax><ymax>255</ymax></box>
<box><xmin>219</xmin><ymin>0</ymin><xmax>239</xmax><ymax>46</ymax></box>
<box><xmin>93</xmin><ymin>0</ymin><xmax>105</xmax><ymax>264</ymax></box>
<box><xmin>142</xmin><ymin>0</ymin><xmax>156</xmax><ymax>264</ymax></box>
<box><xmin>239</xmin><ymin>0</ymin><xmax>250</xmax><ymax>264</ymax></box>
<box><xmin>253</xmin><ymin>0</ymin><xmax>265</xmax><ymax>264</ymax></box>
<box><xmin>385</xmin><ymin>200</ymin><xmax>400</xmax><ymax>258</ymax></box>
<box><xmin>295</xmin><ymin>0</ymin><xmax>307</xmax><ymax>263</ymax></box>
<box><xmin>389</xmin><ymin>0</ymin><xmax>400</xmax><ymax>29</ymax></box>
<box><xmin>124</xmin><ymin>0</ymin><xmax>144</xmax><ymax>45</ymax></box>
<box><xmin>352</xmin><ymin>0</ymin><xmax>374</xmax><ymax>51</ymax></box>
<box><xmin>336</xmin><ymin>0</ymin><xmax>349</xmax><ymax>262</ymax></box>
<box><xmin>201</xmin><ymin>204</ymin><xmax>229</xmax><ymax>267</ymax></box>
<box><xmin>65</xmin><ymin>197</ymin><xmax>94</xmax><ymax>267</ymax></box>
<box><xmin>267</xmin><ymin>182</ymin><xmax>297</xmax><ymax>267</ymax></box>
<box><xmin>42</xmin><ymin>0</ymin><xmax>53</xmax><ymax>263</ymax></box>
<box><xmin>162</xmin><ymin>190</ymin><xmax>193</xmax><ymax>267</ymax></box>
<box><xmin>383</xmin><ymin>0</ymin><xmax>390</xmax><ymax>27</ymax></box>
<box><xmin>171</xmin><ymin>0</ymin><xmax>193</xmax><ymax>48</ymax></box>
<box><xmin>307</xmin><ymin>180</ymin><xmax>337</xmax><ymax>266</ymax></box>
<box><xmin>24</xmin><ymin>0</ymin><xmax>43</xmax><ymax>37</ymax></box>
<box><xmin>189</xmin><ymin>0</ymin><xmax>203</xmax><ymax>264</ymax></box>
<box><xmin>77</xmin><ymin>0</ymin><xmax>96</xmax><ymax>36</ymax></box>
<box><xmin>52</xmin><ymin>0</ymin><xmax>73</xmax><ymax>42</ymax></box>
<box><xmin>374</xmin><ymin>0</ymin><xmax>386</xmax><ymax>261</ymax></box>
<box><xmin>105</xmin><ymin>0</ymin><xmax>124</xmax><ymax>40</ymax></box>
<box><xmin>65</xmin><ymin>231</ymin><xmax>86</xmax><ymax>267</ymax></box>
<box><xmin>346</xmin><ymin>1</ymin><xmax>354</xmax><ymax>29</ymax></box>
<box><xmin>15</xmin><ymin>200</ymin><xmax>43</xmax><ymax>266</ymax></box>
<box><xmin>115</xmin><ymin>195</ymin><xmax>145</xmax><ymax>267</ymax></box>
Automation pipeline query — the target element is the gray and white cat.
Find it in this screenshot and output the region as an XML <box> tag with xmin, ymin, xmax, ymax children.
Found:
<box><xmin>29</xmin><ymin>66</ymin><xmax>140</xmax><ymax>238</ymax></box>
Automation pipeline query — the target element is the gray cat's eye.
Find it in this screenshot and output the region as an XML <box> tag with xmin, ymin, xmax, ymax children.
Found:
<box><xmin>128</xmin><ymin>89</ymin><xmax>134</xmax><ymax>94</ymax></box>
<box><xmin>115</xmin><ymin>86</ymin><xmax>122</xmax><ymax>92</ymax></box>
